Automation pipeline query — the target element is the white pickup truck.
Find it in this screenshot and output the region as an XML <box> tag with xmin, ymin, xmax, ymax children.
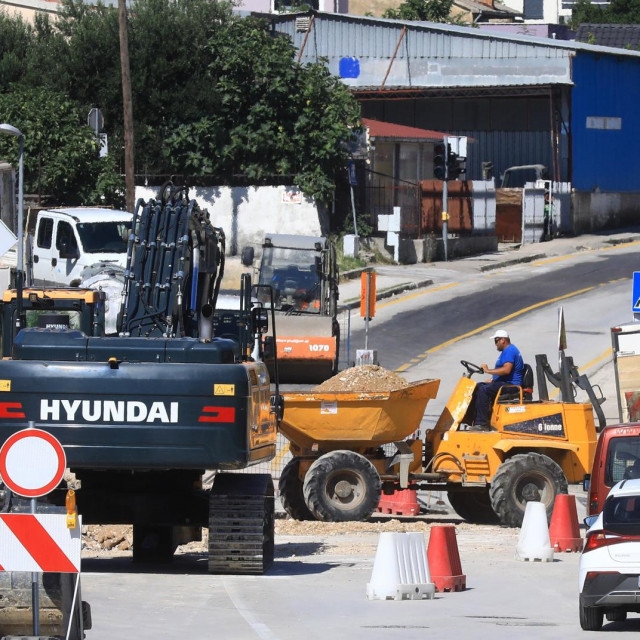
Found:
<box><xmin>0</xmin><ymin>207</ymin><xmax>133</xmax><ymax>333</ymax></box>
<box><xmin>31</xmin><ymin>207</ymin><xmax>132</xmax><ymax>287</ymax></box>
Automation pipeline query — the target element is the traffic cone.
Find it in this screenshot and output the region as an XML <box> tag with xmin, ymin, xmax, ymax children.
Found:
<box><xmin>549</xmin><ymin>493</ymin><xmax>583</xmax><ymax>552</ymax></box>
<box><xmin>366</xmin><ymin>532</ymin><xmax>435</xmax><ymax>600</ymax></box>
<box><xmin>427</xmin><ymin>525</ymin><xmax>466</xmax><ymax>592</ymax></box>
<box><xmin>515</xmin><ymin>501</ymin><xmax>554</xmax><ymax>562</ymax></box>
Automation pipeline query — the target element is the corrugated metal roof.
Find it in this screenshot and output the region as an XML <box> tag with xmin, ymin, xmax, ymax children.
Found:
<box><xmin>267</xmin><ymin>11</ymin><xmax>640</xmax><ymax>58</ymax></box>
<box><xmin>265</xmin><ymin>12</ymin><xmax>582</xmax><ymax>89</ymax></box>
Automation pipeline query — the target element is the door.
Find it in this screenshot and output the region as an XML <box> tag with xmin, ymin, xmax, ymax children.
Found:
<box><xmin>53</xmin><ymin>220</ymin><xmax>82</xmax><ymax>285</ymax></box>
<box><xmin>32</xmin><ymin>216</ymin><xmax>82</xmax><ymax>286</ymax></box>
<box><xmin>32</xmin><ymin>215</ymin><xmax>55</xmax><ymax>286</ymax></box>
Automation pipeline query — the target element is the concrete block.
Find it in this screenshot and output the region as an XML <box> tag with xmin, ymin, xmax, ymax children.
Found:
<box><xmin>343</xmin><ymin>234</ymin><xmax>360</xmax><ymax>258</ymax></box>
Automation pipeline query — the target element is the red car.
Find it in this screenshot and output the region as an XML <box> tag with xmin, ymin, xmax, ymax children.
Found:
<box><xmin>587</xmin><ymin>423</ymin><xmax>640</xmax><ymax>515</ymax></box>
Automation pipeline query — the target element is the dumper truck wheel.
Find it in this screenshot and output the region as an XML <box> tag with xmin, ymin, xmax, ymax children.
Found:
<box><xmin>303</xmin><ymin>450</ymin><xmax>381</xmax><ymax>522</ymax></box>
<box><xmin>447</xmin><ymin>488</ymin><xmax>499</xmax><ymax>524</ymax></box>
<box><xmin>489</xmin><ymin>452</ymin><xmax>568</xmax><ymax>527</ymax></box>
<box><xmin>279</xmin><ymin>458</ymin><xmax>315</xmax><ymax>521</ymax></box>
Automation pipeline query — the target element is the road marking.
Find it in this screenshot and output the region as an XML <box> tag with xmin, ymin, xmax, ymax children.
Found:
<box><xmin>223</xmin><ymin>578</ymin><xmax>280</xmax><ymax>640</ymax></box>
<box><xmin>531</xmin><ymin>254</ymin><xmax>586</xmax><ymax>266</ymax></box>
<box><xmin>531</xmin><ymin>241</ymin><xmax>640</xmax><ymax>266</ymax></box>
<box><xmin>396</xmin><ymin>285</ymin><xmax>596</xmax><ymax>371</ymax></box>
<box><xmin>601</xmin><ymin>240</ymin><xmax>640</xmax><ymax>251</ymax></box>
<box><xmin>377</xmin><ymin>282</ymin><xmax>460</xmax><ymax>310</ymax></box>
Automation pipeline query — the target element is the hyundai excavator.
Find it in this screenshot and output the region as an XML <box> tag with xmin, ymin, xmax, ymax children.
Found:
<box><xmin>0</xmin><ymin>185</ymin><xmax>281</xmax><ymax>577</ymax></box>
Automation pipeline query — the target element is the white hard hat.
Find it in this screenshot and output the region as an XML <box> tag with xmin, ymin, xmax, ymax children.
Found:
<box><xmin>491</xmin><ymin>329</ymin><xmax>509</xmax><ymax>340</ymax></box>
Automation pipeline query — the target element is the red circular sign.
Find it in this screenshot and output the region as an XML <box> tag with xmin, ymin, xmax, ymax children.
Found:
<box><xmin>0</xmin><ymin>429</ymin><xmax>66</xmax><ymax>498</ymax></box>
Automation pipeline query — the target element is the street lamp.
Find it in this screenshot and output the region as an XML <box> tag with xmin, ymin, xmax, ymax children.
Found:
<box><xmin>0</xmin><ymin>123</ymin><xmax>25</xmax><ymax>332</ymax></box>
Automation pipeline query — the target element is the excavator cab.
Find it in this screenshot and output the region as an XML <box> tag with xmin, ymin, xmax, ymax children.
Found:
<box><xmin>0</xmin><ymin>287</ymin><xmax>107</xmax><ymax>357</ymax></box>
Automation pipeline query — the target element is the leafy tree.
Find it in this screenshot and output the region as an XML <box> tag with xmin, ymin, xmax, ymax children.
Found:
<box><xmin>383</xmin><ymin>0</ymin><xmax>459</xmax><ymax>23</ymax></box>
<box><xmin>0</xmin><ymin>0</ymin><xmax>360</xmax><ymax>205</ymax></box>
<box><xmin>570</xmin><ymin>0</ymin><xmax>640</xmax><ymax>27</ymax></box>
<box><xmin>161</xmin><ymin>15</ymin><xmax>360</xmax><ymax>199</ymax></box>
<box><xmin>0</xmin><ymin>87</ymin><xmax>124</xmax><ymax>206</ymax></box>
<box><xmin>0</xmin><ymin>13</ymin><xmax>32</xmax><ymax>87</ymax></box>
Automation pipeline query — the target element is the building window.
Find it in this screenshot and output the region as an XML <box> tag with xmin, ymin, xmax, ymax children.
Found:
<box><xmin>523</xmin><ymin>0</ymin><xmax>544</xmax><ymax>19</ymax></box>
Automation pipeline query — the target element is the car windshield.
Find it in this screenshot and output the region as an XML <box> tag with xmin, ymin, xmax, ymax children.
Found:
<box><xmin>603</xmin><ymin>495</ymin><xmax>640</xmax><ymax>535</ymax></box>
<box><xmin>605</xmin><ymin>437</ymin><xmax>640</xmax><ymax>486</ymax></box>
<box><xmin>258</xmin><ymin>247</ymin><xmax>322</xmax><ymax>314</ymax></box>
<box><xmin>76</xmin><ymin>221</ymin><xmax>130</xmax><ymax>254</ymax></box>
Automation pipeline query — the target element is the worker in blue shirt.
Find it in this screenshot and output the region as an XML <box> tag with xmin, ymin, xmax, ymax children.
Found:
<box><xmin>471</xmin><ymin>329</ymin><xmax>524</xmax><ymax>431</ymax></box>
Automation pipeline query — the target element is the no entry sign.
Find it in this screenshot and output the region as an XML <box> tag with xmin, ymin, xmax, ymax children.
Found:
<box><xmin>0</xmin><ymin>428</ymin><xmax>66</xmax><ymax>498</ymax></box>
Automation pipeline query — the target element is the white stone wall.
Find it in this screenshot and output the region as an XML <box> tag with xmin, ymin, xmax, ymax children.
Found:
<box><xmin>135</xmin><ymin>184</ymin><xmax>328</xmax><ymax>256</ymax></box>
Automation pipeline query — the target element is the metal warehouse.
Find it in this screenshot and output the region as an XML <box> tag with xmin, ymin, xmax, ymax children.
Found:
<box><xmin>265</xmin><ymin>11</ymin><xmax>640</xmax><ymax>233</ymax></box>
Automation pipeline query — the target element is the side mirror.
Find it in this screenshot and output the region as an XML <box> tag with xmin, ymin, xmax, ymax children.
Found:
<box><xmin>584</xmin><ymin>515</ymin><xmax>598</xmax><ymax>529</ymax></box>
<box><xmin>583</xmin><ymin>474</ymin><xmax>591</xmax><ymax>492</ymax></box>
<box><xmin>241</xmin><ymin>246</ymin><xmax>254</xmax><ymax>267</ymax></box>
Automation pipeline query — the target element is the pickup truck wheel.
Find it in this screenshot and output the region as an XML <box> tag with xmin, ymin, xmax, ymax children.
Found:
<box><xmin>489</xmin><ymin>452</ymin><xmax>568</xmax><ymax>527</ymax></box>
<box><xmin>279</xmin><ymin>458</ymin><xmax>315</xmax><ymax>521</ymax></box>
<box><xmin>303</xmin><ymin>450</ymin><xmax>381</xmax><ymax>522</ymax></box>
<box><xmin>579</xmin><ymin>603</ymin><xmax>603</xmax><ymax>631</ymax></box>
<box><xmin>447</xmin><ymin>489</ymin><xmax>499</xmax><ymax>524</ymax></box>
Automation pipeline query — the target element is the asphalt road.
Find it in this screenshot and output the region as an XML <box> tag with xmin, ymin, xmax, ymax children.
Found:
<box><xmin>348</xmin><ymin>248</ymin><xmax>639</xmax><ymax>374</ymax></box>
<box><xmin>79</xmin><ymin>244</ymin><xmax>640</xmax><ymax>639</ymax></box>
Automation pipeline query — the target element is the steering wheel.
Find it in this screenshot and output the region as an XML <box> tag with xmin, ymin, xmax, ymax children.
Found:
<box><xmin>461</xmin><ymin>360</ymin><xmax>484</xmax><ymax>376</ymax></box>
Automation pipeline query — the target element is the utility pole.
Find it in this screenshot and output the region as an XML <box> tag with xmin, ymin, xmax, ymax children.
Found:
<box><xmin>118</xmin><ymin>0</ymin><xmax>135</xmax><ymax>212</ymax></box>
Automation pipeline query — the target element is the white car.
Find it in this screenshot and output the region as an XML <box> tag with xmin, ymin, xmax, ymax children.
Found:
<box><xmin>579</xmin><ymin>478</ymin><xmax>640</xmax><ymax>630</ymax></box>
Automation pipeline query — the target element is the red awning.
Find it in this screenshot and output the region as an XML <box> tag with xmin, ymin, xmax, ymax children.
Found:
<box><xmin>362</xmin><ymin>118</ymin><xmax>447</xmax><ymax>142</ymax></box>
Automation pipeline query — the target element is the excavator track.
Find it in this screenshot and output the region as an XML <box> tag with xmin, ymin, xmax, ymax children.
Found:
<box><xmin>208</xmin><ymin>473</ymin><xmax>275</xmax><ymax>575</ymax></box>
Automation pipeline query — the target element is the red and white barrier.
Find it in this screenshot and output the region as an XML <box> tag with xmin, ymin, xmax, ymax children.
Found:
<box><xmin>0</xmin><ymin>513</ymin><xmax>81</xmax><ymax>573</ymax></box>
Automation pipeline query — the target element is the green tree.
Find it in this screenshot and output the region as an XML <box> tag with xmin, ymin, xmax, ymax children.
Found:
<box><xmin>0</xmin><ymin>0</ymin><xmax>360</xmax><ymax>205</ymax></box>
<box><xmin>161</xmin><ymin>15</ymin><xmax>360</xmax><ymax>199</ymax></box>
<box><xmin>383</xmin><ymin>0</ymin><xmax>458</xmax><ymax>23</ymax></box>
<box><xmin>0</xmin><ymin>86</ymin><xmax>124</xmax><ymax>206</ymax></box>
<box><xmin>570</xmin><ymin>0</ymin><xmax>640</xmax><ymax>27</ymax></box>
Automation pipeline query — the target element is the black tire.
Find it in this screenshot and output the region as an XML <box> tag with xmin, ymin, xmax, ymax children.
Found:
<box><xmin>448</xmin><ymin>489</ymin><xmax>499</xmax><ymax>524</ymax></box>
<box><xmin>303</xmin><ymin>450</ymin><xmax>381</xmax><ymax>522</ymax></box>
<box><xmin>580</xmin><ymin>602</ymin><xmax>603</xmax><ymax>631</ymax></box>
<box><xmin>279</xmin><ymin>458</ymin><xmax>315</xmax><ymax>521</ymax></box>
<box><xmin>606</xmin><ymin>609</ymin><xmax>627</xmax><ymax>622</ymax></box>
<box><xmin>489</xmin><ymin>452</ymin><xmax>568</xmax><ymax>527</ymax></box>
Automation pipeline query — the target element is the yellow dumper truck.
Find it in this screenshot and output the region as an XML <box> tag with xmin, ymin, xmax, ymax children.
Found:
<box><xmin>279</xmin><ymin>354</ymin><xmax>604</xmax><ymax>527</ymax></box>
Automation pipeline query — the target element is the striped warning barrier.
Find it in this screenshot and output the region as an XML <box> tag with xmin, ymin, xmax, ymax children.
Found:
<box><xmin>0</xmin><ymin>513</ymin><xmax>81</xmax><ymax>573</ymax></box>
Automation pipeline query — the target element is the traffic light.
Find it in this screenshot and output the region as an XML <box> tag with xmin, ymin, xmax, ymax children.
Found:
<box><xmin>433</xmin><ymin>143</ymin><xmax>447</xmax><ymax>180</ymax></box>
<box><xmin>447</xmin><ymin>149</ymin><xmax>460</xmax><ymax>179</ymax></box>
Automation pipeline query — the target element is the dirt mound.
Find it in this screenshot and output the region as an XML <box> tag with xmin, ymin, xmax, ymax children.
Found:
<box><xmin>313</xmin><ymin>365</ymin><xmax>409</xmax><ymax>393</ymax></box>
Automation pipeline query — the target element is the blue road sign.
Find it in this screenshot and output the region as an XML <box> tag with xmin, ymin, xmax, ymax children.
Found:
<box><xmin>633</xmin><ymin>272</ymin><xmax>640</xmax><ymax>313</ymax></box>
<box><xmin>348</xmin><ymin>161</ymin><xmax>357</xmax><ymax>186</ymax></box>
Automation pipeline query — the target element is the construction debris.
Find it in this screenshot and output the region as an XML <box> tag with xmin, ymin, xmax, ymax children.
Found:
<box><xmin>314</xmin><ymin>365</ymin><xmax>409</xmax><ymax>393</ymax></box>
